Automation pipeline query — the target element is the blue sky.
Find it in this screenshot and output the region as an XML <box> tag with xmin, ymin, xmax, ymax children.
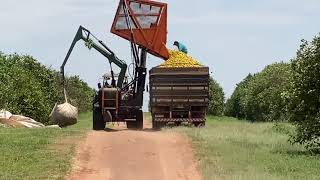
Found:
<box><xmin>1</xmin><ymin>0</ymin><xmax>320</xmax><ymax>110</ymax></box>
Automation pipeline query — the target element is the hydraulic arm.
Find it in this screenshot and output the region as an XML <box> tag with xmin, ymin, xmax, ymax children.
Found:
<box><xmin>60</xmin><ymin>25</ymin><xmax>127</xmax><ymax>88</ymax></box>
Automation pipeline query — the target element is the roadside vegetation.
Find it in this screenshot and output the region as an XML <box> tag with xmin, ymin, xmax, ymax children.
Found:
<box><xmin>208</xmin><ymin>77</ymin><xmax>225</xmax><ymax>116</ymax></box>
<box><xmin>225</xmin><ymin>34</ymin><xmax>320</xmax><ymax>152</ymax></box>
<box><xmin>0</xmin><ymin>112</ymin><xmax>91</xmax><ymax>180</ymax></box>
<box><xmin>0</xmin><ymin>52</ymin><xmax>95</xmax><ymax>124</ymax></box>
<box><xmin>171</xmin><ymin>116</ymin><xmax>320</xmax><ymax>180</ymax></box>
<box><xmin>224</xmin><ymin>62</ymin><xmax>291</xmax><ymax>122</ymax></box>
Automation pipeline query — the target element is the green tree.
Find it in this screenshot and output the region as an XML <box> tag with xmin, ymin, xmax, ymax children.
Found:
<box><xmin>208</xmin><ymin>77</ymin><xmax>225</xmax><ymax>116</ymax></box>
<box><xmin>0</xmin><ymin>52</ymin><xmax>95</xmax><ymax>124</ymax></box>
<box><xmin>285</xmin><ymin>36</ymin><xmax>320</xmax><ymax>151</ymax></box>
<box><xmin>225</xmin><ymin>63</ymin><xmax>291</xmax><ymax>122</ymax></box>
<box><xmin>244</xmin><ymin>63</ymin><xmax>291</xmax><ymax>122</ymax></box>
<box><xmin>225</xmin><ymin>74</ymin><xmax>252</xmax><ymax>119</ymax></box>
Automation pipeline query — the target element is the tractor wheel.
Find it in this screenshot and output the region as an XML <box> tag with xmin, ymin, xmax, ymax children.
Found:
<box><xmin>126</xmin><ymin>121</ymin><xmax>136</xmax><ymax>129</ymax></box>
<box><xmin>103</xmin><ymin>110</ymin><xmax>112</xmax><ymax>122</ymax></box>
<box><xmin>93</xmin><ymin>105</ymin><xmax>105</xmax><ymax>130</ymax></box>
<box><xmin>136</xmin><ymin>110</ymin><xmax>143</xmax><ymax>130</ymax></box>
<box><xmin>126</xmin><ymin>110</ymin><xmax>143</xmax><ymax>130</ymax></box>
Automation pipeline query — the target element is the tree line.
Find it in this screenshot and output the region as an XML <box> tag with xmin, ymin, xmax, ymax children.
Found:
<box><xmin>0</xmin><ymin>52</ymin><xmax>95</xmax><ymax>124</ymax></box>
<box><xmin>224</xmin><ymin>35</ymin><xmax>320</xmax><ymax>152</ymax></box>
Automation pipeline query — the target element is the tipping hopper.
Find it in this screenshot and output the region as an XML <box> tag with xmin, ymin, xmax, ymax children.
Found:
<box><xmin>111</xmin><ymin>0</ymin><xmax>169</xmax><ymax>60</ymax></box>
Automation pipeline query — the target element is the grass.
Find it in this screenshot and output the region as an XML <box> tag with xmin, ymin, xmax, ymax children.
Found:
<box><xmin>0</xmin><ymin>112</ymin><xmax>92</xmax><ymax>180</ymax></box>
<box><xmin>168</xmin><ymin>116</ymin><xmax>320</xmax><ymax>180</ymax></box>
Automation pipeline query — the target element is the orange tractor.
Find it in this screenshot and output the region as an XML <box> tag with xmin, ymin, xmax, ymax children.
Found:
<box><xmin>61</xmin><ymin>0</ymin><xmax>169</xmax><ymax>130</ymax></box>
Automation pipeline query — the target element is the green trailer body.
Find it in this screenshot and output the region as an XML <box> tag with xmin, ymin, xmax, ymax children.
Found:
<box><xmin>149</xmin><ymin>67</ymin><xmax>209</xmax><ymax>127</ymax></box>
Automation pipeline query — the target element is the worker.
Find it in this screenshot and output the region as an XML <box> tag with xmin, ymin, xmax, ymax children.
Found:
<box><xmin>173</xmin><ymin>41</ymin><xmax>188</xmax><ymax>54</ymax></box>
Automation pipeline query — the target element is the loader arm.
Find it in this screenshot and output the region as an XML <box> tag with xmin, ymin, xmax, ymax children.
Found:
<box><xmin>60</xmin><ymin>25</ymin><xmax>127</xmax><ymax>88</ymax></box>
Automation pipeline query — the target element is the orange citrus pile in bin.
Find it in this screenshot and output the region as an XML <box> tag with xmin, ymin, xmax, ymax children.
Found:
<box><xmin>159</xmin><ymin>50</ymin><xmax>202</xmax><ymax>68</ymax></box>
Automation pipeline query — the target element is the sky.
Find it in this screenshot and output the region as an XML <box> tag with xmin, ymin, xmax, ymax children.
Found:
<box><xmin>1</xmin><ymin>0</ymin><xmax>320</xmax><ymax>110</ymax></box>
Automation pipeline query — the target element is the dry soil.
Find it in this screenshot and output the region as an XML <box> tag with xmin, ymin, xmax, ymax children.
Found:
<box><xmin>66</xmin><ymin>118</ymin><xmax>201</xmax><ymax>180</ymax></box>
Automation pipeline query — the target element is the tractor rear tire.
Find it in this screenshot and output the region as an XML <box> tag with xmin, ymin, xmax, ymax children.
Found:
<box><xmin>127</xmin><ymin>110</ymin><xmax>143</xmax><ymax>130</ymax></box>
<box><xmin>136</xmin><ymin>110</ymin><xmax>143</xmax><ymax>130</ymax></box>
<box><xmin>93</xmin><ymin>106</ymin><xmax>105</xmax><ymax>130</ymax></box>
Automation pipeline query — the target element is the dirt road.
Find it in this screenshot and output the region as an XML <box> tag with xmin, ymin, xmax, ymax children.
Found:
<box><xmin>66</xmin><ymin>119</ymin><xmax>201</xmax><ymax>180</ymax></box>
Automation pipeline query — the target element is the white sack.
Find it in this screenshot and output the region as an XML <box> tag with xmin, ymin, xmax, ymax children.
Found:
<box><xmin>50</xmin><ymin>102</ymin><xmax>78</xmax><ymax>127</ymax></box>
<box><xmin>0</xmin><ymin>110</ymin><xmax>12</xmax><ymax>119</ymax></box>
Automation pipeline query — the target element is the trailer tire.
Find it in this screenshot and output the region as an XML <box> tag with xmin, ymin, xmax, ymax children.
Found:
<box><xmin>152</xmin><ymin>121</ymin><xmax>159</xmax><ymax>130</ymax></box>
<box><xmin>193</xmin><ymin>122</ymin><xmax>205</xmax><ymax>127</ymax></box>
<box><xmin>93</xmin><ymin>105</ymin><xmax>105</xmax><ymax>130</ymax></box>
<box><xmin>152</xmin><ymin>115</ymin><xmax>161</xmax><ymax>130</ymax></box>
<box><xmin>175</xmin><ymin>122</ymin><xmax>182</xmax><ymax>126</ymax></box>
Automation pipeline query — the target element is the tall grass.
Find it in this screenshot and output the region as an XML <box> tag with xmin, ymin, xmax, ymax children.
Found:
<box><xmin>171</xmin><ymin>116</ymin><xmax>320</xmax><ymax>180</ymax></box>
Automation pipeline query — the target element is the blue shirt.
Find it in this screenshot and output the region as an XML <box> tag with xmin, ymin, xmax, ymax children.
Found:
<box><xmin>178</xmin><ymin>42</ymin><xmax>188</xmax><ymax>54</ymax></box>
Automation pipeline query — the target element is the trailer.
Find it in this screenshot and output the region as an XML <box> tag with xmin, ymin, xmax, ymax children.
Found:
<box><xmin>149</xmin><ymin>67</ymin><xmax>209</xmax><ymax>128</ymax></box>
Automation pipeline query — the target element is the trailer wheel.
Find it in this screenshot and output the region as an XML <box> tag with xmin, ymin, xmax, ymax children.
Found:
<box><xmin>152</xmin><ymin>121</ymin><xmax>160</xmax><ymax>130</ymax></box>
<box><xmin>152</xmin><ymin>115</ymin><xmax>161</xmax><ymax>130</ymax></box>
<box><xmin>175</xmin><ymin>122</ymin><xmax>182</xmax><ymax>126</ymax></box>
<box><xmin>127</xmin><ymin>110</ymin><xmax>143</xmax><ymax>130</ymax></box>
<box><xmin>93</xmin><ymin>105</ymin><xmax>105</xmax><ymax>130</ymax></box>
<box><xmin>193</xmin><ymin>122</ymin><xmax>205</xmax><ymax>127</ymax></box>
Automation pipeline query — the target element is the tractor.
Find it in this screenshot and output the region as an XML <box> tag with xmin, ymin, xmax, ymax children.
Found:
<box><xmin>60</xmin><ymin>0</ymin><xmax>169</xmax><ymax>130</ymax></box>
